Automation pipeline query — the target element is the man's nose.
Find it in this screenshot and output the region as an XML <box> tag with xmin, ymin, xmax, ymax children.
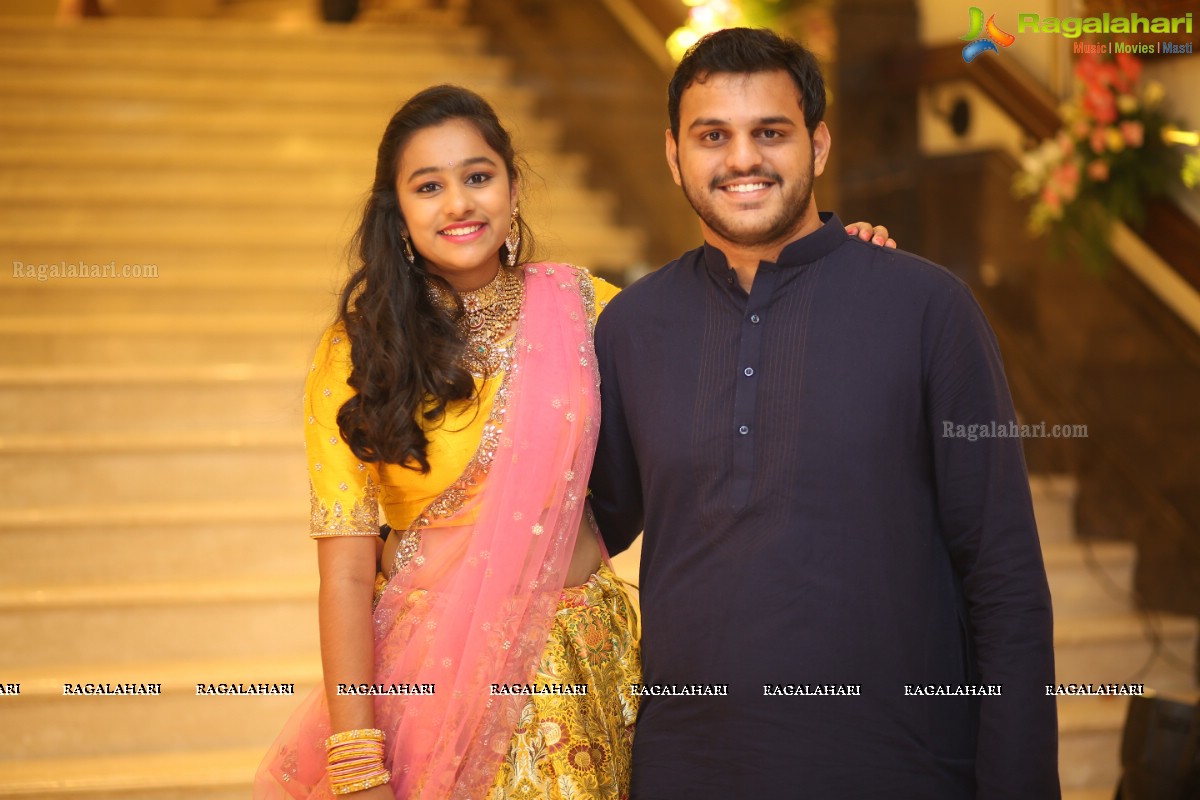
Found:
<box><xmin>725</xmin><ymin>133</ymin><xmax>764</xmax><ymax>174</ymax></box>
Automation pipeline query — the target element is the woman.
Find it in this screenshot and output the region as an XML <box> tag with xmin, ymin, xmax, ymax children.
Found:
<box><xmin>254</xmin><ymin>84</ymin><xmax>636</xmax><ymax>800</ymax></box>
<box><xmin>254</xmin><ymin>84</ymin><xmax>895</xmax><ymax>799</ymax></box>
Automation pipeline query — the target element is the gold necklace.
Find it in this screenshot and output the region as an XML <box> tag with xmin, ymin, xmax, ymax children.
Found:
<box><xmin>426</xmin><ymin>267</ymin><xmax>524</xmax><ymax>375</ymax></box>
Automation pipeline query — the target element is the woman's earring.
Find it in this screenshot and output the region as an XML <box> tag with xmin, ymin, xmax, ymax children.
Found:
<box><xmin>504</xmin><ymin>207</ymin><xmax>520</xmax><ymax>267</ymax></box>
<box><xmin>400</xmin><ymin>231</ymin><xmax>416</xmax><ymax>265</ymax></box>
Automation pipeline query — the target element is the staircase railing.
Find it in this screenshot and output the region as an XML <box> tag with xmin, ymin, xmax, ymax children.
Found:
<box><xmin>919</xmin><ymin>42</ymin><xmax>1200</xmax><ymax>335</ymax></box>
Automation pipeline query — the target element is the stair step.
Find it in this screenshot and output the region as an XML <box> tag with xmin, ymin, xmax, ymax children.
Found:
<box><xmin>0</xmin><ymin>428</ymin><xmax>306</xmax><ymax>453</ymax></box>
<box><xmin>0</xmin><ymin>434</ymin><xmax>308</xmax><ymax>505</ymax></box>
<box><xmin>0</xmin><ymin>578</ymin><xmax>318</xmax><ymax>669</ymax></box>
<box><xmin>0</xmin><ymin>317</ymin><xmax>318</xmax><ymax>367</ymax></box>
<box><xmin>0</xmin><ymin>284</ymin><xmax>337</xmax><ymax>316</ymax></box>
<box><xmin>0</xmin><ymin>189</ymin><xmax>617</xmax><ymax>232</ymax></box>
<box><xmin>0</xmin><ymin>97</ymin><xmax>555</xmax><ymax>149</ymax></box>
<box><xmin>0</xmin><ymin>502</ymin><xmax>312</xmax><ymax>586</ymax></box>
<box><xmin>0</xmin><ymin>59</ymin><xmax>511</xmax><ymax>97</ymax></box>
<box><xmin>0</xmin><ymin>309</ymin><xmax>320</xmax><ymax>329</ymax></box>
<box><xmin>0</xmin><ymin>17</ymin><xmax>488</xmax><ymax>51</ymax></box>
<box><xmin>0</xmin><ymin>216</ymin><xmax>641</xmax><ymax>247</ymax></box>
<box><xmin>2</xmin><ymin>206</ymin><xmax>357</xmax><ymax>240</ymax></box>
<box><xmin>1029</xmin><ymin>474</ymin><xmax>1078</xmax><ymax>544</ymax></box>
<box><xmin>0</xmin><ymin>149</ymin><xmax>589</xmax><ymax>194</ymax></box>
<box><xmin>0</xmin><ymin>73</ymin><xmax>515</xmax><ymax>109</ymax></box>
<box><xmin>3</xmin><ymin>243</ymin><xmax>345</xmax><ymax>275</ymax></box>
<box><xmin>1058</xmin><ymin>697</ymin><xmax>1127</xmax><ymax>792</ymax></box>
<box><xmin>0</xmin><ymin>44</ymin><xmax>509</xmax><ymax>79</ymax></box>
<box><xmin>1054</xmin><ymin>613</ymin><xmax>1198</xmax><ymax>695</ymax></box>
<box><xmin>0</xmin><ymin>498</ymin><xmax>303</xmax><ymax>527</ymax></box>
<box><xmin>0</xmin><ymin>657</ymin><xmax>319</xmax><ymax>760</ymax></box>
<box><xmin>0</xmin><ymin>121</ymin><xmax>569</xmax><ymax>165</ymax></box>
<box><xmin>1043</xmin><ymin>541</ymin><xmax>1137</xmax><ymax>617</ymax></box>
<box><xmin>0</xmin><ymin>747</ymin><xmax>261</xmax><ymax>800</ymax></box>
<box><xmin>0</xmin><ymin>369</ymin><xmax>304</xmax><ymax>434</ymax></box>
<box><xmin>1</xmin><ymin>240</ymin><xmax>643</xmax><ymax>290</ymax></box>
<box><xmin>0</xmin><ymin>364</ymin><xmax>298</xmax><ymax>385</ymax></box>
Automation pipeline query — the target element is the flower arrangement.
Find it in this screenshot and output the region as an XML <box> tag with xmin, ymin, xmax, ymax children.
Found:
<box><xmin>1013</xmin><ymin>52</ymin><xmax>1193</xmax><ymax>271</ymax></box>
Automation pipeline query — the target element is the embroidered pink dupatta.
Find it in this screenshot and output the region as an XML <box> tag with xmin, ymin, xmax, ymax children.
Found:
<box><xmin>255</xmin><ymin>264</ymin><xmax>600</xmax><ymax>799</ymax></box>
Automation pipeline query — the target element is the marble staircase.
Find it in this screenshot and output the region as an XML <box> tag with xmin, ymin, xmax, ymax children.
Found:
<box><xmin>1033</xmin><ymin>477</ymin><xmax>1198</xmax><ymax>800</ymax></box>
<box><xmin>0</xmin><ymin>13</ymin><xmax>642</xmax><ymax>798</ymax></box>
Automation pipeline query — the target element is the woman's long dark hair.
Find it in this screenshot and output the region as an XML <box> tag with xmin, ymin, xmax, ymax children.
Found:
<box><xmin>335</xmin><ymin>85</ymin><xmax>534</xmax><ymax>473</ymax></box>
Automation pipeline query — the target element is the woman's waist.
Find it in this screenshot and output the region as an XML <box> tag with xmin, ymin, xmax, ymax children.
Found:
<box><xmin>377</xmin><ymin>562</ymin><xmax>628</xmax><ymax>611</ymax></box>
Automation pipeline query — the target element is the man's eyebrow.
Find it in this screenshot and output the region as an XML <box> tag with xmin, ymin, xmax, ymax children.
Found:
<box><xmin>405</xmin><ymin>155</ymin><xmax>497</xmax><ymax>181</ymax></box>
<box><xmin>687</xmin><ymin>116</ymin><xmax>798</xmax><ymax>131</ymax></box>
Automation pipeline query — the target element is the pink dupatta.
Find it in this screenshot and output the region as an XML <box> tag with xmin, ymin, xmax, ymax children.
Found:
<box><xmin>255</xmin><ymin>264</ymin><xmax>601</xmax><ymax>799</ymax></box>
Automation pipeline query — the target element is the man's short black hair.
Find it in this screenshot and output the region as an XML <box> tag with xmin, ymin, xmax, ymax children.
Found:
<box><xmin>668</xmin><ymin>27</ymin><xmax>827</xmax><ymax>140</ymax></box>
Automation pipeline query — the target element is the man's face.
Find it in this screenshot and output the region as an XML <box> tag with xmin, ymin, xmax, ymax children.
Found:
<box><xmin>666</xmin><ymin>70</ymin><xmax>830</xmax><ymax>250</ymax></box>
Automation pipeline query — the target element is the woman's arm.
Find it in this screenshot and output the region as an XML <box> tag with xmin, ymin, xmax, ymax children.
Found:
<box><xmin>317</xmin><ymin>536</ymin><xmax>380</xmax><ymax>732</ymax></box>
<box><xmin>306</xmin><ymin>326</ymin><xmax>394</xmax><ymax>797</ymax></box>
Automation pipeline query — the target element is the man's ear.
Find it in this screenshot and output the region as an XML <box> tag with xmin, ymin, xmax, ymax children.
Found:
<box><xmin>665</xmin><ymin>129</ymin><xmax>683</xmax><ymax>187</ymax></box>
<box><xmin>812</xmin><ymin>121</ymin><xmax>831</xmax><ymax>178</ymax></box>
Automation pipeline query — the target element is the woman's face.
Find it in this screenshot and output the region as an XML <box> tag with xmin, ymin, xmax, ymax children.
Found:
<box><xmin>395</xmin><ymin>118</ymin><xmax>519</xmax><ymax>292</ymax></box>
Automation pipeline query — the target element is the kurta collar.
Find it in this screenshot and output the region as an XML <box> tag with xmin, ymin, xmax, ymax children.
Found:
<box><xmin>702</xmin><ymin>211</ymin><xmax>844</xmax><ymax>284</ymax></box>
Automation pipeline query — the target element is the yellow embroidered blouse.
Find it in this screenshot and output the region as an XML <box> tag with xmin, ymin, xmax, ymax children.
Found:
<box><xmin>306</xmin><ymin>270</ymin><xmax>620</xmax><ymax>539</ymax></box>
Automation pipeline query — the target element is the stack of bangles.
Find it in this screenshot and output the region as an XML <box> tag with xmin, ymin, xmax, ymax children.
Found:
<box><xmin>325</xmin><ymin>728</ymin><xmax>391</xmax><ymax>795</ymax></box>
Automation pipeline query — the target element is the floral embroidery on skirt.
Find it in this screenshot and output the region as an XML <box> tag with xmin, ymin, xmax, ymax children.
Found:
<box><xmin>486</xmin><ymin>564</ymin><xmax>640</xmax><ymax>800</ymax></box>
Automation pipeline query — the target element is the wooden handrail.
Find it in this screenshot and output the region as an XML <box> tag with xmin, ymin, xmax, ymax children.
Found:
<box><xmin>920</xmin><ymin>42</ymin><xmax>1200</xmax><ymax>299</ymax></box>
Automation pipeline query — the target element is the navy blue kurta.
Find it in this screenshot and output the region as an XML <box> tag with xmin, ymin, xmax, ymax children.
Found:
<box><xmin>590</xmin><ymin>213</ymin><xmax>1059</xmax><ymax>799</ymax></box>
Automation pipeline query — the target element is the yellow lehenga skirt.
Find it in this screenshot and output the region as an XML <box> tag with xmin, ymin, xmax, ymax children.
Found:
<box><xmin>486</xmin><ymin>564</ymin><xmax>641</xmax><ymax>800</ymax></box>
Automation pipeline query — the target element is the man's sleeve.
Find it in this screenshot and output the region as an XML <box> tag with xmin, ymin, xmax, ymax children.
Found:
<box><xmin>924</xmin><ymin>281</ymin><xmax>1060</xmax><ymax>799</ymax></box>
<box><xmin>589</xmin><ymin>305</ymin><xmax>645</xmax><ymax>558</ymax></box>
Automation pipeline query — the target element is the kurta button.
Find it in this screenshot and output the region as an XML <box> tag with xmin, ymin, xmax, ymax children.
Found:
<box><xmin>738</xmin><ymin>425</ymin><xmax>750</xmax><ymax>435</ymax></box>
<box><xmin>743</xmin><ymin>367</ymin><xmax>754</xmax><ymax>377</ymax></box>
<box><xmin>750</xmin><ymin>314</ymin><xmax>761</xmax><ymax>324</ymax></box>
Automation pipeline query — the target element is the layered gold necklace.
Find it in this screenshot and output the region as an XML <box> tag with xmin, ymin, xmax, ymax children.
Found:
<box><xmin>426</xmin><ymin>266</ymin><xmax>524</xmax><ymax>376</ymax></box>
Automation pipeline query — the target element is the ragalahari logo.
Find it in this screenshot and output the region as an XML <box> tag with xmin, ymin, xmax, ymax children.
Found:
<box><xmin>961</xmin><ymin>7</ymin><xmax>1015</xmax><ymax>62</ymax></box>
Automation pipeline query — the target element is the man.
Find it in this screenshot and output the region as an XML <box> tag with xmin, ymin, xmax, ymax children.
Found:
<box><xmin>590</xmin><ymin>27</ymin><xmax>1059</xmax><ymax>799</ymax></box>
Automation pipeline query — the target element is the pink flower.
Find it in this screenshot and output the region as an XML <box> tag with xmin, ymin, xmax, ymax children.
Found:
<box><xmin>1090</xmin><ymin>127</ymin><xmax>1109</xmax><ymax>154</ymax></box>
<box><xmin>1041</xmin><ymin>185</ymin><xmax>1062</xmax><ymax>213</ymax></box>
<box><xmin>1083</xmin><ymin>85</ymin><xmax>1118</xmax><ymax>125</ymax></box>
<box><xmin>1098</xmin><ymin>62</ymin><xmax>1122</xmax><ymax>90</ymax></box>
<box><xmin>1053</xmin><ymin>161</ymin><xmax>1080</xmax><ymax>201</ymax></box>
<box><xmin>1115</xmin><ymin>52</ymin><xmax>1142</xmax><ymax>86</ymax></box>
<box><xmin>1074</xmin><ymin>54</ymin><xmax>1100</xmax><ymax>84</ymax></box>
<box><xmin>1071</xmin><ymin>119</ymin><xmax>1091</xmax><ymax>140</ymax></box>
<box><xmin>1119</xmin><ymin>120</ymin><xmax>1144</xmax><ymax>148</ymax></box>
<box><xmin>1087</xmin><ymin>159</ymin><xmax>1110</xmax><ymax>182</ymax></box>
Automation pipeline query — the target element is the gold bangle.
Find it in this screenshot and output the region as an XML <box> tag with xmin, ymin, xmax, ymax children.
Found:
<box><xmin>329</xmin><ymin>761</ymin><xmax>381</xmax><ymax>776</ymax></box>
<box><xmin>330</xmin><ymin>768</ymin><xmax>390</xmax><ymax>795</ymax></box>
<box><xmin>328</xmin><ymin>741</ymin><xmax>384</xmax><ymax>752</ymax></box>
<box><xmin>328</xmin><ymin>746</ymin><xmax>384</xmax><ymax>761</ymax></box>
<box><xmin>325</xmin><ymin>728</ymin><xmax>385</xmax><ymax>749</ymax></box>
